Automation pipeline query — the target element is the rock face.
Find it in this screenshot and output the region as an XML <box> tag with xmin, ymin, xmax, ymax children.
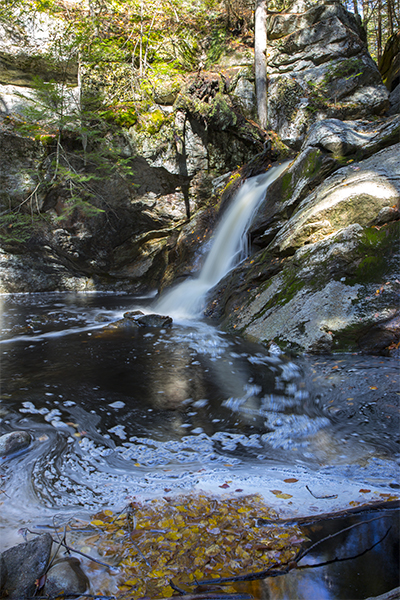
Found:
<box><xmin>206</xmin><ymin>121</ymin><xmax>400</xmax><ymax>355</ymax></box>
<box><xmin>379</xmin><ymin>31</ymin><xmax>400</xmax><ymax>116</ymax></box>
<box><xmin>266</xmin><ymin>0</ymin><xmax>389</xmax><ymax>149</ymax></box>
<box><xmin>0</xmin><ymin>12</ymin><xmax>77</xmax><ymax>115</ymax></box>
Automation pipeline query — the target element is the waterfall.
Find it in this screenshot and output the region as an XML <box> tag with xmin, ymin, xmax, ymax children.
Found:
<box><xmin>154</xmin><ymin>162</ymin><xmax>289</xmax><ymax>320</ymax></box>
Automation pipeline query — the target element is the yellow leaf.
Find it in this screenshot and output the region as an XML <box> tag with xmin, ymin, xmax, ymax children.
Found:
<box><xmin>90</xmin><ymin>520</ymin><xmax>104</xmax><ymax>526</ymax></box>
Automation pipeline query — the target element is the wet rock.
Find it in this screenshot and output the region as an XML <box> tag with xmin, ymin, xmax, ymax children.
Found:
<box><xmin>137</xmin><ymin>313</ymin><xmax>173</xmax><ymax>327</ymax></box>
<box><xmin>0</xmin><ymin>533</ymin><xmax>52</xmax><ymax>599</ymax></box>
<box><xmin>123</xmin><ymin>310</ymin><xmax>145</xmax><ymax>319</ymax></box>
<box><xmin>365</xmin><ymin>587</ymin><xmax>400</xmax><ymax>600</ymax></box>
<box><xmin>266</xmin><ymin>0</ymin><xmax>389</xmax><ymax>149</ymax></box>
<box><xmin>0</xmin><ymin>430</ymin><xmax>31</xmax><ymax>457</ymax></box>
<box><xmin>43</xmin><ymin>557</ymin><xmax>89</xmax><ymax>599</ymax></box>
<box><xmin>0</xmin><ymin>555</ymin><xmax>7</xmax><ymax>591</ymax></box>
<box><xmin>103</xmin><ymin>318</ymin><xmax>141</xmax><ymax>331</ymax></box>
<box><xmin>208</xmin><ymin>142</ymin><xmax>400</xmax><ymax>355</ymax></box>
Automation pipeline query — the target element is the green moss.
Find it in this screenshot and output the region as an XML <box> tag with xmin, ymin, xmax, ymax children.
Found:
<box><xmin>303</xmin><ymin>148</ymin><xmax>323</xmax><ymax>177</ymax></box>
<box><xmin>280</xmin><ymin>171</ymin><xmax>293</xmax><ymax>196</ymax></box>
<box><xmin>332</xmin><ymin>322</ymin><xmax>367</xmax><ymax>352</ymax></box>
<box><xmin>222</xmin><ymin>172</ymin><xmax>241</xmax><ymax>193</ymax></box>
<box><xmin>273</xmin><ymin>78</ymin><xmax>303</xmax><ymax>120</ymax></box>
<box><xmin>136</xmin><ymin>109</ymin><xmax>171</xmax><ymax>135</ymax></box>
<box><xmin>325</xmin><ymin>57</ymin><xmax>363</xmax><ymax>84</ymax></box>
<box><xmin>100</xmin><ymin>104</ymin><xmax>138</xmax><ymax>128</ymax></box>
<box><xmin>347</xmin><ymin>221</ymin><xmax>400</xmax><ymax>285</ymax></box>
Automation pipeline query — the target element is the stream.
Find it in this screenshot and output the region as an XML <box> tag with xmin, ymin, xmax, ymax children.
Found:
<box><xmin>0</xmin><ymin>165</ymin><xmax>399</xmax><ymax>598</ymax></box>
<box><xmin>0</xmin><ymin>291</ymin><xmax>399</xmax><ymax>598</ymax></box>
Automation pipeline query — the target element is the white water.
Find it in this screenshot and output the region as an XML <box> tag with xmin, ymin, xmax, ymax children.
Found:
<box><xmin>154</xmin><ymin>162</ymin><xmax>289</xmax><ymax>319</ymax></box>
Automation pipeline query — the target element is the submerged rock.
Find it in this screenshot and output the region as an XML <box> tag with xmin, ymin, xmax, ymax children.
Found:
<box><xmin>137</xmin><ymin>313</ymin><xmax>173</xmax><ymax>328</ymax></box>
<box><xmin>0</xmin><ymin>534</ymin><xmax>52</xmax><ymax>599</ymax></box>
<box><xmin>0</xmin><ymin>430</ymin><xmax>31</xmax><ymax>457</ymax></box>
<box><xmin>43</xmin><ymin>557</ymin><xmax>89</xmax><ymax>599</ymax></box>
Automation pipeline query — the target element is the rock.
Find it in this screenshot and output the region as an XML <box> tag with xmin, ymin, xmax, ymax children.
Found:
<box><xmin>207</xmin><ymin>140</ymin><xmax>400</xmax><ymax>355</ymax></box>
<box><xmin>266</xmin><ymin>0</ymin><xmax>389</xmax><ymax>149</ymax></box>
<box><xmin>0</xmin><ymin>131</ymin><xmax>45</xmax><ymax>206</ymax></box>
<box><xmin>137</xmin><ymin>313</ymin><xmax>173</xmax><ymax>327</ymax></box>
<box><xmin>0</xmin><ymin>555</ymin><xmax>7</xmax><ymax>591</ymax></box>
<box><xmin>379</xmin><ymin>31</ymin><xmax>400</xmax><ymax>93</ymax></box>
<box><xmin>379</xmin><ymin>31</ymin><xmax>400</xmax><ymax>117</ymax></box>
<box><xmin>270</xmin><ymin>144</ymin><xmax>400</xmax><ymax>256</ymax></box>
<box><xmin>123</xmin><ymin>310</ymin><xmax>145</xmax><ymax>319</ymax></box>
<box><xmin>364</xmin><ymin>587</ymin><xmax>400</xmax><ymax>600</ymax></box>
<box><xmin>42</xmin><ymin>557</ymin><xmax>89</xmax><ymax>599</ymax></box>
<box><xmin>250</xmin><ymin>115</ymin><xmax>400</xmax><ymax>247</ymax></box>
<box><xmin>388</xmin><ymin>84</ymin><xmax>400</xmax><ymax>116</ymax></box>
<box><xmin>0</xmin><ymin>431</ymin><xmax>31</xmax><ymax>457</ymax></box>
<box><xmin>0</xmin><ymin>533</ymin><xmax>52</xmax><ymax>599</ymax></box>
<box><xmin>0</xmin><ymin>13</ymin><xmax>77</xmax><ymax>116</ymax></box>
<box><xmin>102</xmin><ymin>318</ymin><xmax>141</xmax><ymax>331</ymax></box>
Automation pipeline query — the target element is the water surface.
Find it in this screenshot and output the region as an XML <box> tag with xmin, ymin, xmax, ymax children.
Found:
<box><xmin>0</xmin><ymin>292</ymin><xmax>398</xmax><ymax>598</ymax></box>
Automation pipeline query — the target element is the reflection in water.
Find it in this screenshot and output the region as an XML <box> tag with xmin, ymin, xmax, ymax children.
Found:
<box><xmin>264</xmin><ymin>509</ymin><xmax>399</xmax><ymax>599</ymax></box>
<box><xmin>0</xmin><ymin>293</ymin><xmax>399</xmax><ymax>597</ymax></box>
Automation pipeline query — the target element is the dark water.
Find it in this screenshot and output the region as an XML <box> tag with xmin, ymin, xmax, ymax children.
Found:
<box><xmin>0</xmin><ymin>292</ymin><xmax>399</xmax><ymax>598</ymax></box>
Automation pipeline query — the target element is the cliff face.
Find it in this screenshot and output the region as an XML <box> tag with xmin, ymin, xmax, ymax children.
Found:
<box><xmin>0</xmin><ymin>1</ymin><xmax>398</xmax><ymax>354</ymax></box>
<box><xmin>265</xmin><ymin>0</ymin><xmax>389</xmax><ymax>149</ymax></box>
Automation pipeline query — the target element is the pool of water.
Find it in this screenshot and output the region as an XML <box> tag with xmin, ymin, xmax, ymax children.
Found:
<box><xmin>0</xmin><ymin>292</ymin><xmax>398</xmax><ymax>597</ymax></box>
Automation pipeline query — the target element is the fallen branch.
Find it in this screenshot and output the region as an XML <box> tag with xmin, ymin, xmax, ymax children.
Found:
<box><xmin>294</xmin><ymin>515</ymin><xmax>387</xmax><ymax>563</ymax></box>
<box><xmin>21</xmin><ymin>528</ymin><xmax>115</xmax><ymax>570</ymax></box>
<box><xmin>297</xmin><ymin>525</ymin><xmax>391</xmax><ymax>570</ymax></box>
<box><xmin>258</xmin><ymin>499</ymin><xmax>399</xmax><ymax>527</ymax></box>
<box><xmin>305</xmin><ymin>484</ymin><xmax>337</xmax><ymax>499</ymax></box>
<box><xmin>151</xmin><ymin>595</ymin><xmax>253</xmax><ymax>600</ymax></box>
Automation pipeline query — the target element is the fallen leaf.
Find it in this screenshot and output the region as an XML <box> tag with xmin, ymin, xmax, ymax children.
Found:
<box><xmin>359</xmin><ymin>489</ymin><xmax>371</xmax><ymax>493</ymax></box>
<box><xmin>284</xmin><ymin>478</ymin><xmax>298</xmax><ymax>483</ymax></box>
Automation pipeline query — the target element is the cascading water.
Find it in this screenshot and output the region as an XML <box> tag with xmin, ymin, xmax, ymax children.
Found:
<box><xmin>153</xmin><ymin>162</ymin><xmax>289</xmax><ymax>319</ymax></box>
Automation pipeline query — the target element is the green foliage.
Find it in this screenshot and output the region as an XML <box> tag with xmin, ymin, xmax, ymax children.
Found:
<box><xmin>0</xmin><ymin>212</ymin><xmax>48</xmax><ymax>244</ymax></box>
<box><xmin>206</xmin><ymin>27</ymin><xmax>227</xmax><ymax>66</ymax></box>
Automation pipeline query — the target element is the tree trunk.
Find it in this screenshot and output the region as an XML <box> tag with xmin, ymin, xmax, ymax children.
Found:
<box><xmin>377</xmin><ymin>0</ymin><xmax>382</xmax><ymax>62</ymax></box>
<box><xmin>254</xmin><ymin>0</ymin><xmax>268</xmax><ymax>129</ymax></box>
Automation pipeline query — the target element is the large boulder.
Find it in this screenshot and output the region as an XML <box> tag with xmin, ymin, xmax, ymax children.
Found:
<box><xmin>266</xmin><ymin>0</ymin><xmax>389</xmax><ymax>149</ymax></box>
<box><xmin>206</xmin><ymin>130</ymin><xmax>400</xmax><ymax>355</ymax></box>
<box><xmin>0</xmin><ymin>534</ymin><xmax>52</xmax><ymax>599</ymax></box>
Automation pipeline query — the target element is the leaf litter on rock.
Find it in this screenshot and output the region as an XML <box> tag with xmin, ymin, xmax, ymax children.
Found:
<box><xmin>85</xmin><ymin>493</ymin><xmax>307</xmax><ymax>598</ymax></box>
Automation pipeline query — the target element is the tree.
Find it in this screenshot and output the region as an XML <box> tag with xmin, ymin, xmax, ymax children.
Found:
<box><xmin>254</xmin><ymin>0</ymin><xmax>268</xmax><ymax>129</ymax></box>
